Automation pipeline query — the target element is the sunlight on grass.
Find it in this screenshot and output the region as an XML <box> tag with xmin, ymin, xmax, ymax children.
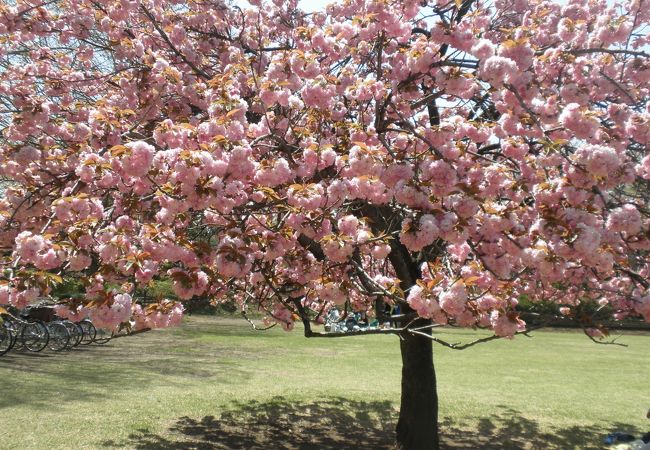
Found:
<box><xmin>0</xmin><ymin>316</ymin><xmax>647</xmax><ymax>449</ymax></box>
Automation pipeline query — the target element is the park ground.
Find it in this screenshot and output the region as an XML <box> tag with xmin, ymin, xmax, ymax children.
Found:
<box><xmin>0</xmin><ymin>315</ymin><xmax>648</xmax><ymax>449</ymax></box>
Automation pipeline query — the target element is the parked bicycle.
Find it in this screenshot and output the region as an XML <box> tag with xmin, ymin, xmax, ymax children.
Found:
<box><xmin>1</xmin><ymin>310</ymin><xmax>50</xmax><ymax>353</ymax></box>
<box><xmin>78</xmin><ymin>319</ymin><xmax>97</xmax><ymax>345</ymax></box>
<box><xmin>0</xmin><ymin>317</ymin><xmax>13</xmax><ymax>356</ymax></box>
<box><xmin>60</xmin><ymin>319</ymin><xmax>83</xmax><ymax>348</ymax></box>
<box><xmin>0</xmin><ymin>304</ymin><xmax>116</xmax><ymax>356</ymax></box>
<box><xmin>46</xmin><ymin>320</ymin><xmax>70</xmax><ymax>352</ymax></box>
<box><xmin>22</xmin><ymin>305</ymin><xmax>72</xmax><ymax>352</ymax></box>
<box><xmin>93</xmin><ymin>326</ymin><xmax>113</xmax><ymax>344</ymax></box>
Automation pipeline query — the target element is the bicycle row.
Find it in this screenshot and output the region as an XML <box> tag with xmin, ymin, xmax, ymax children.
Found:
<box><xmin>0</xmin><ymin>307</ymin><xmax>113</xmax><ymax>356</ymax></box>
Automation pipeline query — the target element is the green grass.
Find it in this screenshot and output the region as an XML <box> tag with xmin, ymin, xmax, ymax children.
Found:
<box><xmin>0</xmin><ymin>316</ymin><xmax>647</xmax><ymax>449</ymax></box>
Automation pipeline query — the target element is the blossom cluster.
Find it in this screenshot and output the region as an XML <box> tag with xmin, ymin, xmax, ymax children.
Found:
<box><xmin>0</xmin><ymin>0</ymin><xmax>648</xmax><ymax>342</ymax></box>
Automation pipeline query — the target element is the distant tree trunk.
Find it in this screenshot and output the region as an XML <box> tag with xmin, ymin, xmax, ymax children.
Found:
<box><xmin>395</xmin><ymin>324</ymin><xmax>439</xmax><ymax>450</ymax></box>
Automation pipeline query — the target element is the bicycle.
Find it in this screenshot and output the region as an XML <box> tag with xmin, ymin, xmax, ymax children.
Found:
<box><xmin>0</xmin><ymin>317</ymin><xmax>13</xmax><ymax>356</ymax></box>
<box><xmin>46</xmin><ymin>320</ymin><xmax>70</xmax><ymax>352</ymax></box>
<box><xmin>22</xmin><ymin>305</ymin><xmax>83</xmax><ymax>351</ymax></box>
<box><xmin>3</xmin><ymin>312</ymin><xmax>50</xmax><ymax>352</ymax></box>
<box><xmin>93</xmin><ymin>327</ymin><xmax>113</xmax><ymax>345</ymax></box>
<box><xmin>60</xmin><ymin>319</ymin><xmax>83</xmax><ymax>348</ymax></box>
<box><xmin>78</xmin><ymin>319</ymin><xmax>97</xmax><ymax>345</ymax></box>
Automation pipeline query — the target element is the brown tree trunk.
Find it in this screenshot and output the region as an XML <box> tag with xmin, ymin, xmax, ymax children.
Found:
<box><xmin>395</xmin><ymin>326</ymin><xmax>439</xmax><ymax>450</ymax></box>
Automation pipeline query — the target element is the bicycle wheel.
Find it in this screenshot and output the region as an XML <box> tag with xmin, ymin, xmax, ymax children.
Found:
<box><xmin>3</xmin><ymin>317</ymin><xmax>20</xmax><ymax>351</ymax></box>
<box><xmin>0</xmin><ymin>324</ymin><xmax>12</xmax><ymax>356</ymax></box>
<box><xmin>22</xmin><ymin>321</ymin><xmax>49</xmax><ymax>352</ymax></box>
<box><xmin>79</xmin><ymin>320</ymin><xmax>96</xmax><ymax>345</ymax></box>
<box><xmin>47</xmin><ymin>322</ymin><xmax>70</xmax><ymax>352</ymax></box>
<box><xmin>62</xmin><ymin>321</ymin><xmax>83</xmax><ymax>347</ymax></box>
<box><xmin>93</xmin><ymin>327</ymin><xmax>113</xmax><ymax>344</ymax></box>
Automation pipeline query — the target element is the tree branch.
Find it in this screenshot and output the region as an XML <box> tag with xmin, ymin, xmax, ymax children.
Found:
<box><xmin>140</xmin><ymin>5</ymin><xmax>211</xmax><ymax>80</ymax></box>
<box><xmin>565</xmin><ymin>48</ymin><xmax>650</xmax><ymax>58</ymax></box>
<box><xmin>408</xmin><ymin>324</ymin><xmax>546</xmax><ymax>350</ymax></box>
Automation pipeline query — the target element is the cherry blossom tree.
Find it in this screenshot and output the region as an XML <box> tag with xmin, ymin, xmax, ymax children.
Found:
<box><xmin>1</xmin><ymin>0</ymin><xmax>649</xmax><ymax>448</ymax></box>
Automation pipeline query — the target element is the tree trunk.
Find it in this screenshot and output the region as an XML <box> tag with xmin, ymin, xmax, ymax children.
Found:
<box><xmin>395</xmin><ymin>327</ymin><xmax>439</xmax><ymax>450</ymax></box>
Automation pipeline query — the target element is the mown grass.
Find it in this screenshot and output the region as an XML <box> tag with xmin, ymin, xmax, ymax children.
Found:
<box><xmin>0</xmin><ymin>316</ymin><xmax>647</xmax><ymax>449</ymax></box>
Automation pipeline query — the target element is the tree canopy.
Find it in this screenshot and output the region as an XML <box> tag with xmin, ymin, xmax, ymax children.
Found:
<box><xmin>0</xmin><ymin>0</ymin><xmax>649</xmax><ymax>340</ymax></box>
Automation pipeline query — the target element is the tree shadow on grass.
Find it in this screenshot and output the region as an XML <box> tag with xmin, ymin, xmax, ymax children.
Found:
<box><xmin>110</xmin><ymin>397</ymin><xmax>643</xmax><ymax>450</ymax></box>
<box><xmin>439</xmin><ymin>411</ymin><xmax>642</xmax><ymax>449</ymax></box>
<box><xmin>109</xmin><ymin>397</ymin><xmax>396</xmax><ymax>450</ymax></box>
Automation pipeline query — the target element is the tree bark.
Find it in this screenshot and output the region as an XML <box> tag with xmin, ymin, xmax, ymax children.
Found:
<box><xmin>395</xmin><ymin>324</ymin><xmax>439</xmax><ymax>450</ymax></box>
<box><xmin>355</xmin><ymin>203</ymin><xmax>440</xmax><ymax>449</ymax></box>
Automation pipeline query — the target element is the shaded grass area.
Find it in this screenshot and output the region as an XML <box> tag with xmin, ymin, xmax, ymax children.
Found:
<box><xmin>113</xmin><ymin>400</ymin><xmax>640</xmax><ymax>450</ymax></box>
<box><xmin>0</xmin><ymin>316</ymin><xmax>647</xmax><ymax>449</ymax></box>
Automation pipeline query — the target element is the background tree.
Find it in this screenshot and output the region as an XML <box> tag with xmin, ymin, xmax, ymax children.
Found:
<box><xmin>1</xmin><ymin>0</ymin><xmax>649</xmax><ymax>448</ymax></box>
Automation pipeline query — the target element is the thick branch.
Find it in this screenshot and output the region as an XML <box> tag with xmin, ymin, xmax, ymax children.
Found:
<box><xmin>297</xmin><ymin>234</ymin><xmax>326</xmax><ymax>261</ymax></box>
<box><xmin>357</xmin><ymin>203</ymin><xmax>419</xmax><ymax>290</ymax></box>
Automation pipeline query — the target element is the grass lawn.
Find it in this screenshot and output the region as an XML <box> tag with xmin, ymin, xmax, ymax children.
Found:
<box><xmin>0</xmin><ymin>315</ymin><xmax>647</xmax><ymax>449</ymax></box>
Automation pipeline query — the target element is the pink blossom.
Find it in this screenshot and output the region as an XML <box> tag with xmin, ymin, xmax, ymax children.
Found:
<box><xmin>606</xmin><ymin>205</ymin><xmax>642</xmax><ymax>234</ymax></box>
<box><xmin>573</xmin><ymin>225</ymin><xmax>601</xmax><ymax>255</ymax></box>
<box><xmin>400</xmin><ymin>215</ymin><xmax>440</xmax><ymax>252</ymax></box>
<box><xmin>638</xmin><ymin>155</ymin><xmax>650</xmax><ymax>180</ymax></box>
<box><xmin>318</xmin><ymin>282</ymin><xmax>347</xmax><ymax>305</ymax></box>
<box><xmin>470</xmin><ymin>39</ymin><xmax>495</xmax><ymax>59</ymax></box>
<box><xmin>337</xmin><ymin>215</ymin><xmax>359</xmax><ymax>236</ymax></box>
<box><xmin>625</xmin><ymin>113</ymin><xmax>650</xmax><ymax>144</ymax></box>
<box><xmin>423</xmin><ymin>160</ymin><xmax>458</xmax><ymax>189</ymax></box>
<box><xmin>370</xmin><ymin>243</ymin><xmax>391</xmax><ymax>260</ymax></box>
<box><xmin>448</xmin><ymin>242</ymin><xmax>470</xmax><ymax>262</ymax></box>
<box><xmin>301</xmin><ymin>77</ymin><xmax>336</xmax><ymax>110</ymax></box>
<box><xmin>491</xmin><ymin>311</ymin><xmax>525</xmax><ymax>338</ymax></box>
<box><xmin>573</xmin><ymin>144</ymin><xmax>621</xmax><ymax>178</ymax></box>
<box><xmin>15</xmin><ymin>231</ymin><xmax>45</xmax><ymax>262</ymax></box>
<box><xmin>439</xmin><ymin>283</ymin><xmax>467</xmax><ymax>316</ymax></box>
<box><xmin>99</xmin><ymin>243</ymin><xmax>119</xmax><ymax>263</ymax></box>
<box><xmin>54</xmin><ymin>305</ymin><xmax>88</xmax><ymax>322</ymax></box>
<box><xmin>89</xmin><ymin>293</ymin><xmax>133</xmax><ymax>331</ymax></box>
<box><xmin>635</xmin><ymin>295</ymin><xmax>650</xmax><ymax>322</ymax></box>
<box><xmin>122</xmin><ymin>141</ymin><xmax>155</xmax><ymax>177</ymax></box>
<box><xmin>15</xmin><ymin>146</ymin><xmax>41</xmax><ymax>165</ymax></box>
<box><xmin>272</xmin><ymin>305</ymin><xmax>295</xmax><ymax>331</ymax></box>
<box><xmin>480</xmin><ymin>56</ymin><xmax>518</xmax><ymax>86</ymax></box>
<box><xmin>34</xmin><ymin>248</ymin><xmax>62</xmax><ymax>270</ymax></box>
<box><xmin>135</xmin><ymin>260</ymin><xmax>159</xmax><ymax>283</ymax></box>
<box><xmin>288</xmin><ymin>184</ymin><xmax>325</xmax><ymax>211</ymax></box>
<box><xmin>12</xmin><ymin>289</ymin><xmax>39</xmax><ymax>309</ymax></box>
<box><xmin>321</xmin><ymin>236</ymin><xmax>354</xmax><ymax>263</ymax></box>
<box><xmin>406</xmin><ymin>285</ymin><xmax>447</xmax><ymax>324</ymax></box>
<box><xmin>167</xmin><ymin>302</ymin><xmax>185</xmax><ymax>326</ymax></box>
<box><xmin>0</xmin><ymin>285</ymin><xmax>11</xmax><ymax>305</ymax></box>
<box><xmin>170</xmin><ymin>269</ymin><xmax>209</xmax><ymax>299</ymax></box>
<box><xmin>559</xmin><ymin>104</ymin><xmax>600</xmax><ymax>140</ymax></box>
<box><xmin>215</xmin><ymin>252</ymin><xmax>252</xmax><ymax>278</ymax></box>
<box><xmin>476</xmin><ymin>294</ymin><xmax>506</xmax><ymax>312</ymax></box>
<box><xmin>585</xmin><ymin>327</ymin><xmax>605</xmax><ymax>339</ymax></box>
<box><xmin>254</xmin><ymin>158</ymin><xmax>292</xmax><ymax>187</ymax></box>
